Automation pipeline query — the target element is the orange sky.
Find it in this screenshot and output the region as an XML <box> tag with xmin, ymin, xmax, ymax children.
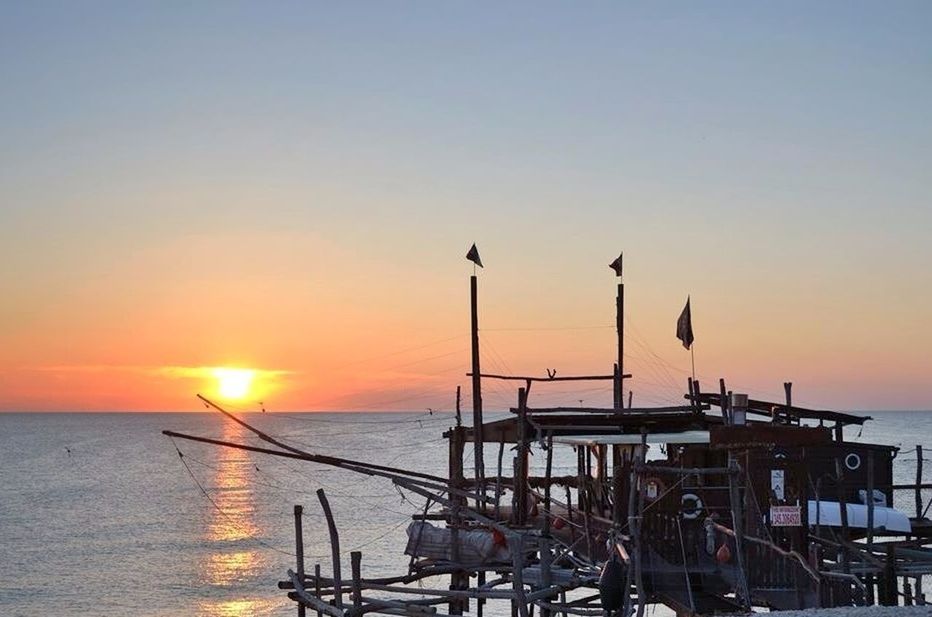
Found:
<box><xmin>1</xmin><ymin>234</ymin><xmax>929</xmax><ymax>412</ymax></box>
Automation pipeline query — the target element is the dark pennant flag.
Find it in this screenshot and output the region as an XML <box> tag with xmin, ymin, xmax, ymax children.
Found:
<box><xmin>676</xmin><ymin>297</ymin><xmax>694</xmax><ymax>350</ymax></box>
<box><xmin>608</xmin><ymin>252</ymin><xmax>623</xmax><ymax>277</ymax></box>
<box><xmin>465</xmin><ymin>243</ymin><xmax>483</xmax><ymax>268</ymax></box>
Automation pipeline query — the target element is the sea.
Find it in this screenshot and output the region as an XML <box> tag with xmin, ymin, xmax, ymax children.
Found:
<box><xmin>2</xmin><ymin>410</ymin><xmax>931</xmax><ymax>617</ymax></box>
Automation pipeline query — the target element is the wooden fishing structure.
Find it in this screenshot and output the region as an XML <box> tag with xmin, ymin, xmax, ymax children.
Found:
<box><xmin>165</xmin><ymin>252</ymin><xmax>932</xmax><ymax>616</ymax></box>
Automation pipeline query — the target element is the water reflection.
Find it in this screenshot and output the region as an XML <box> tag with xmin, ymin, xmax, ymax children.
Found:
<box><xmin>196</xmin><ymin>598</ymin><xmax>280</xmax><ymax>617</ymax></box>
<box><xmin>197</xmin><ymin>420</ymin><xmax>269</xmax><ymax>617</ymax></box>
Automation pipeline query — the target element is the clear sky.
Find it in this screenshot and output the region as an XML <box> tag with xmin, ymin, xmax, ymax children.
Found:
<box><xmin>2</xmin><ymin>2</ymin><xmax>930</xmax><ymax>412</ymax></box>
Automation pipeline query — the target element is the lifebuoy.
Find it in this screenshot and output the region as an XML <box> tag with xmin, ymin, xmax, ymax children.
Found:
<box><xmin>845</xmin><ymin>453</ymin><xmax>861</xmax><ymax>471</ymax></box>
<box><xmin>681</xmin><ymin>493</ymin><xmax>703</xmax><ymax>519</ymax></box>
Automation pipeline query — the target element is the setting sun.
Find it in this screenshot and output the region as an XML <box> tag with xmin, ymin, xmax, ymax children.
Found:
<box><xmin>212</xmin><ymin>368</ymin><xmax>255</xmax><ymax>400</ymax></box>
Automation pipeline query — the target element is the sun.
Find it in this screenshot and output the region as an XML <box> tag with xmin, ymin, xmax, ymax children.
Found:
<box><xmin>212</xmin><ymin>368</ymin><xmax>256</xmax><ymax>400</ymax></box>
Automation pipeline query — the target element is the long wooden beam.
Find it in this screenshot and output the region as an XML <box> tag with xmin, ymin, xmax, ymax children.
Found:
<box><xmin>468</xmin><ymin>373</ymin><xmax>629</xmax><ymax>382</ymax></box>
<box><xmin>163</xmin><ymin>429</ymin><xmax>446</xmax><ymax>484</ymax></box>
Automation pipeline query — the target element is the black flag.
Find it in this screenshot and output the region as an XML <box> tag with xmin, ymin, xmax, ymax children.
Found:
<box><xmin>466</xmin><ymin>243</ymin><xmax>483</xmax><ymax>268</ymax></box>
<box><xmin>608</xmin><ymin>252</ymin><xmax>623</xmax><ymax>277</ymax></box>
<box><xmin>676</xmin><ymin>297</ymin><xmax>694</xmax><ymax>350</ymax></box>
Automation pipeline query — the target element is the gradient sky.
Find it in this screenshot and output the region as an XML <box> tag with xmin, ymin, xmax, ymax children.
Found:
<box><xmin>2</xmin><ymin>2</ymin><xmax>930</xmax><ymax>412</ymax></box>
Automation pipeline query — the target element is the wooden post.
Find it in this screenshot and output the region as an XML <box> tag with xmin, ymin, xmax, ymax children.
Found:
<box><xmin>470</xmin><ymin>274</ymin><xmax>485</xmax><ymax>504</ymax></box>
<box><xmin>351</xmin><ymin>551</ymin><xmax>362</xmax><ymax>612</ymax></box>
<box><xmin>294</xmin><ymin>505</ymin><xmax>307</xmax><ymax>617</ymax></box>
<box><xmin>612</xmin><ymin>445</ymin><xmax>624</xmax><ymax>529</ymax></box>
<box><xmin>692</xmin><ymin>379</ymin><xmax>701</xmax><ymax>415</ymax></box>
<box><xmin>835</xmin><ymin>459</ymin><xmax>850</xmax><ymax>574</ymax></box>
<box><xmin>540</xmin><ymin>433</ymin><xmax>555</xmax><ymax>617</ymax></box>
<box><xmin>495</xmin><ymin>433</ymin><xmax>505</xmax><ymax>521</ymax></box>
<box><xmin>613</xmin><ymin>363</ymin><xmax>621</xmax><ymax>410</ymax></box>
<box><xmin>316</xmin><ymin>488</ymin><xmax>343</xmax><ymax>609</ymax></box>
<box><xmin>783</xmin><ymin>382</ymin><xmax>793</xmax><ymax>424</ymax></box>
<box><xmin>882</xmin><ymin>545</ymin><xmax>896</xmax><ymax>605</ymax></box>
<box><xmin>515</xmin><ymin>387</ymin><xmax>529</xmax><ymax>526</ymax></box>
<box><xmin>728</xmin><ymin>455</ymin><xmax>751</xmax><ymax>610</ymax></box>
<box><xmin>449</xmin><ymin>426</ymin><xmax>467</xmax><ymax>615</ymax></box>
<box><xmin>634</xmin><ymin>431</ymin><xmax>647</xmax><ymax>617</ymax></box>
<box><xmin>719</xmin><ymin>378</ymin><xmax>729</xmax><ymax>424</ymax></box>
<box><xmin>616</xmin><ymin>282</ymin><xmax>624</xmax><ymax>411</ymax></box>
<box><xmin>867</xmin><ymin>450</ymin><xmax>876</xmax><ymax>605</ymax></box>
<box><xmin>916</xmin><ymin>445</ymin><xmax>924</xmax><ymax>518</ymax></box>
<box><xmin>512</xmin><ymin>534</ymin><xmax>530</xmax><ymax>617</ymax></box>
<box><xmin>622</xmin><ymin>443</ymin><xmax>636</xmax><ymax>617</ymax></box>
<box><xmin>578</xmin><ymin>446</ymin><xmax>593</xmax><ymax>559</ymax></box>
<box><xmin>455</xmin><ymin>385</ymin><xmax>462</xmax><ymax>428</ymax></box>
<box><xmin>314</xmin><ymin>564</ymin><xmax>322</xmax><ymax>617</ymax></box>
<box><xmin>867</xmin><ymin>451</ymin><xmax>875</xmax><ymax>553</ymax></box>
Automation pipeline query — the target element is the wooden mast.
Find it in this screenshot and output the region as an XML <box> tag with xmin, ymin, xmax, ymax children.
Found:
<box><xmin>617</xmin><ymin>281</ymin><xmax>624</xmax><ymax>412</ymax></box>
<box><xmin>470</xmin><ymin>274</ymin><xmax>486</xmax><ymax>504</ymax></box>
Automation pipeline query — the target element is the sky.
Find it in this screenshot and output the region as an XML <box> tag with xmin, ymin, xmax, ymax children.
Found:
<box><xmin>1</xmin><ymin>2</ymin><xmax>930</xmax><ymax>412</ymax></box>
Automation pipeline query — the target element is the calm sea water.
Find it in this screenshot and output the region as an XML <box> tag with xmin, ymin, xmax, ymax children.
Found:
<box><xmin>2</xmin><ymin>410</ymin><xmax>931</xmax><ymax>617</ymax></box>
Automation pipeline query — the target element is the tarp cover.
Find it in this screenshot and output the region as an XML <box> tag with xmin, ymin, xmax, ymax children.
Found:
<box><xmin>404</xmin><ymin>522</ymin><xmax>511</xmax><ymax>565</ymax></box>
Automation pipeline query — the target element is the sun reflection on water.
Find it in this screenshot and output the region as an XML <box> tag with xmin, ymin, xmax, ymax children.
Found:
<box><xmin>200</xmin><ymin>421</ymin><xmax>265</xmax><ymax>597</ymax></box>
<box><xmin>196</xmin><ymin>597</ymin><xmax>280</xmax><ymax>617</ymax></box>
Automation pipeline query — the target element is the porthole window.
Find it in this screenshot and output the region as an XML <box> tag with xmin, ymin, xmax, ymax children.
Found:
<box><xmin>845</xmin><ymin>453</ymin><xmax>861</xmax><ymax>471</ymax></box>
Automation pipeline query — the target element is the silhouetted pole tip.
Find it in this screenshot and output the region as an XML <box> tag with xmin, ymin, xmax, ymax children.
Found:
<box><xmin>609</xmin><ymin>252</ymin><xmax>623</xmax><ymax>277</ymax></box>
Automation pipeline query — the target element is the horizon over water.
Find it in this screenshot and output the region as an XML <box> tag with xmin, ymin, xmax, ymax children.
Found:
<box><xmin>2</xmin><ymin>410</ymin><xmax>932</xmax><ymax>616</ymax></box>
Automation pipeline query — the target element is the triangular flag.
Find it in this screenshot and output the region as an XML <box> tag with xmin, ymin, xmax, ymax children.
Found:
<box><xmin>609</xmin><ymin>252</ymin><xmax>623</xmax><ymax>277</ymax></box>
<box><xmin>676</xmin><ymin>296</ymin><xmax>694</xmax><ymax>350</ymax></box>
<box><xmin>466</xmin><ymin>243</ymin><xmax>483</xmax><ymax>268</ymax></box>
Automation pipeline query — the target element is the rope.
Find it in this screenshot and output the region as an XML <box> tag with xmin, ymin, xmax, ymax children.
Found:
<box><xmin>168</xmin><ymin>436</ymin><xmax>298</xmax><ymax>557</ymax></box>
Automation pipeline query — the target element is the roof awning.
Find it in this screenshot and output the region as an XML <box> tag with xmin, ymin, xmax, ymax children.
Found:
<box><xmin>808</xmin><ymin>500</ymin><xmax>911</xmax><ymax>533</ymax></box>
<box><xmin>551</xmin><ymin>430</ymin><xmax>710</xmax><ymax>447</ymax></box>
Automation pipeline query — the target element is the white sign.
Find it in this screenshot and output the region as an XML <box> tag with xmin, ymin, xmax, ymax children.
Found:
<box><xmin>770</xmin><ymin>505</ymin><xmax>801</xmax><ymax>527</ymax></box>
<box><xmin>771</xmin><ymin>469</ymin><xmax>785</xmax><ymax>501</ymax></box>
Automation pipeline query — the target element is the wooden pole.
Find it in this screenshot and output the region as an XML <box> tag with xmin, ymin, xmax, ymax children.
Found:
<box><xmin>692</xmin><ymin>379</ymin><xmax>702</xmax><ymax>415</ymax></box>
<box><xmin>512</xmin><ymin>534</ymin><xmax>530</xmax><ymax>617</ymax></box>
<box><xmin>578</xmin><ymin>446</ymin><xmax>593</xmax><ymax>559</ymax></box>
<box><xmin>867</xmin><ymin>450</ymin><xmax>876</xmax><ymax>605</ymax></box>
<box><xmin>470</xmin><ymin>275</ymin><xmax>485</xmax><ymax>505</ymax></box>
<box><xmin>495</xmin><ymin>434</ymin><xmax>505</xmax><ymax>521</ymax></box>
<box><xmin>719</xmin><ymin>378</ymin><xmax>729</xmax><ymax>424</ymax></box>
<box><xmin>835</xmin><ymin>459</ymin><xmax>850</xmax><ymax>574</ymax></box>
<box><xmin>727</xmin><ymin>455</ymin><xmax>751</xmax><ymax>610</ymax></box>
<box><xmin>916</xmin><ymin>445</ymin><xmax>924</xmax><ymax>518</ymax></box>
<box><xmin>314</xmin><ymin>564</ymin><xmax>323</xmax><ymax>617</ymax></box>
<box><xmin>783</xmin><ymin>382</ymin><xmax>793</xmax><ymax>425</ymax></box>
<box><xmin>867</xmin><ymin>451</ymin><xmax>875</xmax><ymax>552</ymax></box>
<box><xmin>515</xmin><ymin>387</ymin><xmax>529</xmax><ymax>526</ymax></box>
<box><xmin>882</xmin><ymin>545</ymin><xmax>896</xmax><ymax>605</ymax></box>
<box><xmin>449</xmin><ymin>426</ymin><xmax>466</xmax><ymax>615</ymax></box>
<box><xmin>622</xmin><ymin>443</ymin><xmax>636</xmax><ymax>617</ymax></box>
<box><xmin>540</xmin><ymin>433</ymin><xmax>555</xmax><ymax>617</ymax></box>
<box><xmin>612</xmin><ymin>445</ymin><xmax>623</xmax><ymax>529</ymax></box>
<box><xmin>351</xmin><ymin>551</ymin><xmax>362</xmax><ymax>612</ymax></box>
<box><xmin>613</xmin><ymin>363</ymin><xmax>620</xmax><ymax>410</ymax></box>
<box><xmin>455</xmin><ymin>386</ymin><xmax>462</xmax><ymax>428</ymax></box>
<box><xmin>617</xmin><ymin>282</ymin><xmax>624</xmax><ymax>411</ymax></box>
<box><xmin>295</xmin><ymin>505</ymin><xmax>307</xmax><ymax>617</ymax></box>
<box><xmin>317</xmin><ymin>488</ymin><xmax>343</xmax><ymax>609</ymax></box>
<box><xmin>634</xmin><ymin>432</ymin><xmax>647</xmax><ymax>617</ymax></box>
